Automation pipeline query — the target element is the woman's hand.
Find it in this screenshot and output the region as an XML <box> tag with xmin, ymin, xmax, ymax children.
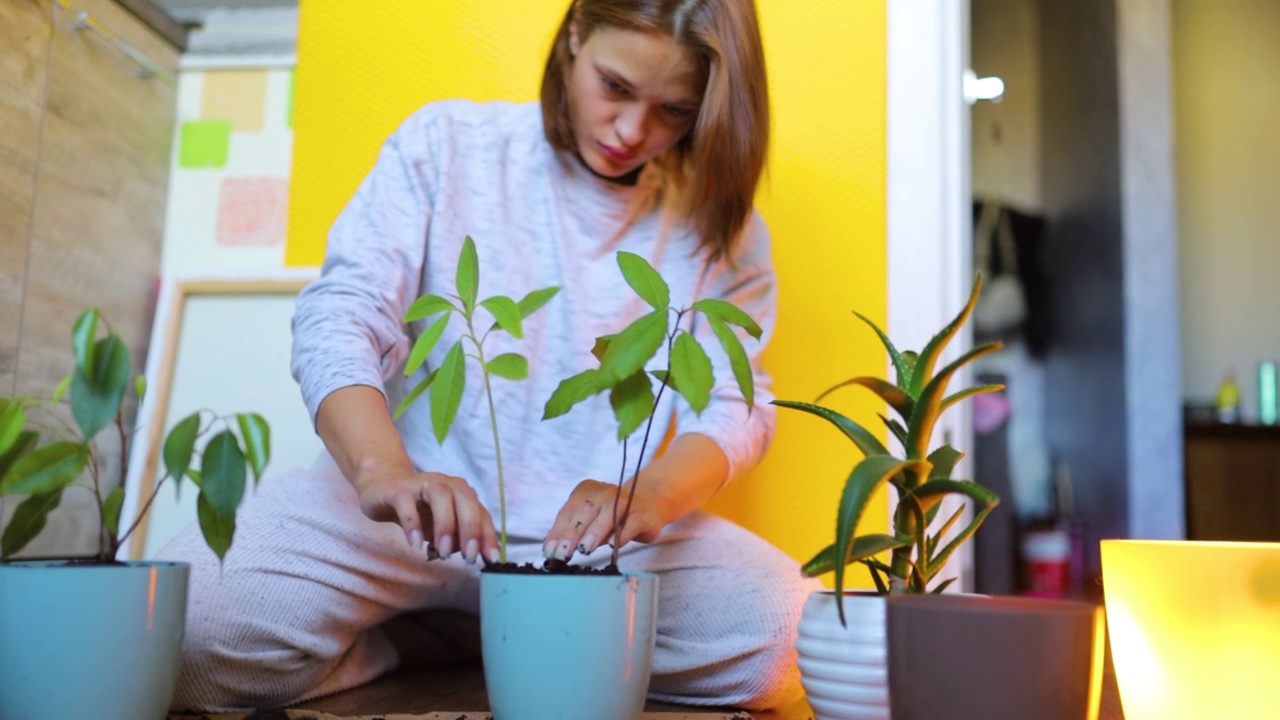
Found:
<box><xmin>543</xmin><ymin>480</ymin><xmax>672</xmax><ymax>561</ymax></box>
<box><xmin>355</xmin><ymin>469</ymin><xmax>501</xmax><ymax>565</ymax></box>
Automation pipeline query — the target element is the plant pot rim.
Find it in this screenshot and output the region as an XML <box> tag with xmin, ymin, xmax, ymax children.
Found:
<box><xmin>1101</xmin><ymin>538</ymin><xmax>1280</xmax><ymax>550</ymax></box>
<box><xmin>0</xmin><ymin>559</ymin><xmax>188</xmax><ymax>570</ymax></box>
<box><xmin>482</xmin><ymin>569</ymin><xmax>657</xmax><ymax>580</ymax></box>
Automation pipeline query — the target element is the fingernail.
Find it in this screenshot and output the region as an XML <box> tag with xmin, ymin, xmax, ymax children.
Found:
<box><xmin>465</xmin><ymin>539</ymin><xmax>479</xmax><ymax>565</ymax></box>
<box><xmin>487</xmin><ymin>547</ymin><xmax>501</xmax><ymax>565</ymax></box>
<box><xmin>426</xmin><ymin>543</ymin><xmax>440</xmax><ymax>561</ymax></box>
<box><xmin>555</xmin><ymin>540</ymin><xmax>572</xmax><ymax>560</ymax></box>
<box><xmin>439</xmin><ymin>536</ymin><xmax>453</xmax><ymax>558</ymax></box>
<box><xmin>578</xmin><ymin>533</ymin><xmax>597</xmax><ymax>554</ymax></box>
<box><xmin>409</xmin><ymin>529</ymin><xmax>423</xmax><ymax>551</ymax></box>
<box><xmin>543</xmin><ymin>540</ymin><xmax>556</xmax><ymax>559</ymax></box>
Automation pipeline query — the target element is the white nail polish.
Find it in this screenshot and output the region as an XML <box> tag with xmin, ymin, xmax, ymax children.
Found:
<box><xmin>579</xmin><ymin>533</ymin><xmax>597</xmax><ymax>554</ymax></box>
<box><xmin>543</xmin><ymin>540</ymin><xmax>556</xmax><ymax>558</ymax></box>
<box><xmin>409</xmin><ymin>529</ymin><xmax>423</xmax><ymax>551</ymax></box>
<box><xmin>487</xmin><ymin>548</ymin><xmax>501</xmax><ymax>565</ymax></box>
<box><xmin>556</xmin><ymin>540</ymin><xmax>572</xmax><ymax>560</ymax></box>
<box><xmin>439</xmin><ymin>536</ymin><xmax>453</xmax><ymax>558</ymax></box>
<box><xmin>466</xmin><ymin>539</ymin><xmax>479</xmax><ymax>564</ymax></box>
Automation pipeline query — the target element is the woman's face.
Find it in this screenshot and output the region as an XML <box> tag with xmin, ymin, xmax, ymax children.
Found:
<box><xmin>566</xmin><ymin>25</ymin><xmax>704</xmax><ymax>179</ymax></box>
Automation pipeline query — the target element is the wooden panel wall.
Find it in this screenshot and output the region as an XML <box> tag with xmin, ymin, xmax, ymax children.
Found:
<box><xmin>0</xmin><ymin>0</ymin><xmax>176</xmax><ymax>556</ymax></box>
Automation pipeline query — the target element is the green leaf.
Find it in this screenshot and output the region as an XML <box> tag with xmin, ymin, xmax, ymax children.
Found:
<box><xmin>599</xmin><ymin>311</ymin><xmax>667</xmax><ymax>383</ymax></box>
<box><xmin>163</xmin><ymin>413</ymin><xmax>201</xmax><ymax>494</ymax></box>
<box><xmin>927</xmin><ymin>445</ymin><xmax>965</xmax><ymax>480</ymax></box>
<box><xmin>927</xmin><ymin>504</ymin><xmax>966</xmax><ymax>555</ymax></box>
<box><xmin>941</xmin><ymin>383</ymin><xmax>1005</xmax><ymax>413</ymax></box>
<box><xmin>196</xmin><ymin>492</ymin><xmax>235</xmax><ymax>562</ymax></box>
<box><xmin>485</xmin><ymin>353</ymin><xmax>528</xmax><ymax>381</ymax></box>
<box><xmin>851</xmin><ymin>310</ymin><xmax>911</xmax><ymax>392</ymax></box>
<box><xmin>237</xmin><ymin>413</ymin><xmax>271</xmax><ymax>483</ymax></box>
<box><xmin>816</xmin><ymin>376</ymin><xmax>914</xmax><ymax>420</ymax></box>
<box><xmin>480</xmin><ymin>296</ymin><xmax>523</xmax><ymax>339</ymax></box>
<box><xmin>832</xmin><ymin>456</ymin><xmax>931</xmax><ymax>625</ymax></box>
<box><xmin>591</xmin><ymin>335</ymin><xmax>616</xmax><ymax>363</ymax></box>
<box><xmin>456</xmin><ymin>236</ymin><xmax>480</xmax><ymax>313</ymax></box>
<box><xmin>905</xmin><ymin>341</ymin><xmax>1003</xmax><ymax>459</ymax></box>
<box><xmin>404</xmin><ymin>293</ymin><xmax>456</xmax><ymax>323</ymax></box>
<box><xmin>517</xmin><ymin>286</ymin><xmax>560</xmax><ymax>319</ymax></box>
<box><xmin>0</xmin><ymin>401</ymin><xmax>26</xmax><ymax>456</ymax></box>
<box><xmin>186</xmin><ymin>468</ymin><xmax>202</xmax><ymax>487</ymax></box>
<box><xmin>770</xmin><ymin>401</ymin><xmax>889</xmax><ymax>459</ymax></box>
<box><xmin>1</xmin><ymin>490</ymin><xmax>63</xmax><ymax>558</ymax></box>
<box><xmin>692</xmin><ymin>298</ymin><xmax>763</xmax><ymax>340</ymax></box>
<box><xmin>609</xmin><ymin>371</ymin><xmax>655</xmax><ymax>440</ymax></box>
<box><xmin>0</xmin><ymin>441</ymin><xmax>88</xmax><ymax>496</ymax></box>
<box><xmin>53</xmin><ymin>376</ymin><xmax>71</xmax><ymax>403</ymax></box>
<box><xmin>102</xmin><ymin>487</ymin><xmax>125</xmax><ymax>537</ymax></box>
<box><xmin>881</xmin><ymin>414</ymin><xmax>908</xmax><ymax>448</ymax></box>
<box><xmin>0</xmin><ymin>430</ymin><xmax>39</xmax><ymax>483</ymax></box>
<box><xmin>71</xmin><ymin>308</ymin><xmax>100</xmax><ymax>371</ymax></box>
<box><xmin>134</xmin><ymin>375</ymin><xmax>146</xmax><ymax>402</ymax></box>
<box><xmin>930</xmin><ymin>577</ymin><xmax>958</xmax><ymax>594</ymax></box>
<box><xmin>394</xmin><ymin>368</ymin><xmax>439</xmax><ymax>419</ymax></box>
<box><xmin>668</xmin><ymin>332</ymin><xmax>714</xmax><ymax>414</ymax></box>
<box><xmin>405</xmin><ymin>314</ymin><xmax>450</xmax><ymax>377</ymax></box>
<box><xmin>429</xmin><ymin>341</ymin><xmax>466</xmax><ymax>444</ymax></box>
<box><xmin>800</xmin><ymin>534</ymin><xmax>910</xmax><ymax>578</ymax></box>
<box><xmin>543</xmin><ymin>368</ymin><xmax>605</xmax><ymax>420</ymax></box>
<box><xmin>908</xmin><ymin>275</ymin><xmax>984</xmax><ymax>396</ymax></box>
<box><xmin>616</xmin><ymin>251</ymin><xmax>670</xmax><ymax>310</ymax></box>
<box><xmin>707</xmin><ymin>318</ymin><xmax>754</xmax><ymax>411</ymax></box>
<box><xmin>200</xmin><ymin>430</ymin><xmax>247</xmax><ymax>518</ymax></box>
<box><xmin>864</xmin><ymin>559</ymin><xmax>890</xmax><ymax>594</ymax></box>
<box><xmin>909</xmin><ymin>479</ymin><xmax>1001</xmax><ymax>576</ymax></box>
<box><xmin>70</xmin><ymin>335</ymin><xmax>131</xmax><ymax>439</ymax></box>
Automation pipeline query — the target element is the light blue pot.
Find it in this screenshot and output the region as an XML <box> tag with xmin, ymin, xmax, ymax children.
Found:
<box><xmin>0</xmin><ymin>560</ymin><xmax>189</xmax><ymax>720</ymax></box>
<box><xmin>481</xmin><ymin>571</ymin><xmax>658</xmax><ymax>720</ymax></box>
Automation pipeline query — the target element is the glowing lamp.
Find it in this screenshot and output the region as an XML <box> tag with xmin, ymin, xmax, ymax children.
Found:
<box><xmin>1100</xmin><ymin>540</ymin><xmax>1280</xmax><ymax>719</ymax></box>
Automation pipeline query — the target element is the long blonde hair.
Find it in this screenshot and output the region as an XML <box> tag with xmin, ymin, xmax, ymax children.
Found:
<box><xmin>541</xmin><ymin>0</ymin><xmax>769</xmax><ymax>263</ymax></box>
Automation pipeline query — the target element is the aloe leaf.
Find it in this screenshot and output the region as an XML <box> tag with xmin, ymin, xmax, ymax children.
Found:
<box><xmin>927</xmin><ymin>445</ymin><xmax>965</xmax><ymax>480</ymax></box>
<box><xmin>851</xmin><ymin>310</ymin><xmax>911</xmax><ymax>391</ymax></box>
<box><xmin>0</xmin><ymin>401</ymin><xmax>26</xmax><ymax>456</ymax></box>
<box><xmin>517</xmin><ymin>286</ymin><xmax>560</xmax><ymax>319</ymax></box>
<box><xmin>706</xmin><ymin>318</ymin><xmax>753</xmax><ymax>411</ymax></box>
<box><xmin>236</xmin><ymin>413</ymin><xmax>271</xmax><ymax>483</ymax></box>
<box><xmin>71</xmin><ymin>308</ymin><xmax>100</xmax><ymax>371</ymax></box>
<box><xmin>800</xmin><ymin>533</ymin><xmax>910</xmax><ymax>578</ymax></box>
<box><xmin>863</xmin><ymin>559</ymin><xmax>890</xmax><ymax>593</ymax></box>
<box><xmin>394</xmin><ymin>368</ymin><xmax>439</xmax><ymax>419</ymax></box>
<box><xmin>692</xmin><ymin>298</ymin><xmax>762</xmax><ymax>340</ymax></box>
<box><xmin>200</xmin><ymin>430</ymin><xmax>247</xmax><ymax>517</ymax></box>
<box><xmin>405</xmin><ymin>315</ymin><xmax>450</xmax><ymax>378</ymax></box>
<box><xmin>930</xmin><ymin>577</ymin><xmax>958</xmax><ymax>594</ymax></box>
<box><xmin>70</xmin><ymin>335</ymin><xmax>131</xmax><ymax>439</ymax></box>
<box><xmin>598</xmin><ymin>311</ymin><xmax>667</xmax><ymax>383</ymax></box>
<box><xmin>905</xmin><ymin>341</ymin><xmax>1003</xmax><ymax>458</ymax></box>
<box><xmin>486</xmin><ymin>353</ymin><xmax>528</xmax><ymax>381</ymax></box>
<box><xmin>941</xmin><ymin>383</ymin><xmax>1005</xmax><ymax>413</ymax></box>
<box><xmin>816</xmin><ymin>377</ymin><xmax>914</xmax><ymax>420</ymax></box>
<box><xmin>929</xmin><ymin>501</ymin><xmax>999</xmax><ymax>579</ymax></box>
<box><xmin>928</xmin><ymin>504</ymin><xmax>966</xmax><ymax>553</ymax></box>
<box><xmin>880</xmin><ymin>414</ymin><xmax>908</xmax><ymax>448</ymax></box>
<box><xmin>456</xmin><ymin>236</ymin><xmax>480</xmax><ymax>313</ymax></box>
<box><xmin>102</xmin><ymin>487</ymin><xmax>125</xmax><ymax>537</ymax></box>
<box><xmin>404</xmin><ymin>294</ymin><xmax>455</xmax><ymax>323</ymax></box>
<box><xmin>617</xmin><ymin>251</ymin><xmax>670</xmax><ymax>310</ymax></box>
<box><xmin>543</xmin><ymin>368</ymin><xmax>605</xmax><ymax>420</ymax></box>
<box><xmin>1</xmin><ymin>489</ymin><xmax>63</xmax><ymax>558</ymax></box>
<box><xmin>480</xmin><ymin>296</ymin><xmax>523</xmax><ymax>339</ymax></box>
<box><xmin>163</xmin><ymin>413</ymin><xmax>201</xmax><ymax>494</ymax></box>
<box><xmin>908</xmin><ymin>275</ymin><xmax>984</xmax><ymax>396</ymax></box>
<box><xmin>609</xmin><ymin>371</ymin><xmax>655</xmax><ymax>440</ymax></box>
<box><xmin>197</xmin><ymin>492</ymin><xmax>235</xmax><ymax>562</ymax></box>
<box><xmin>669</xmin><ymin>332</ymin><xmax>713</xmax><ymax>414</ymax></box>
<box><xmin>429</xmin><ymin>341</ymin><xmax>466</xmax><ymax>444</ymax></box>
<box><xmin>0</xmin><ymin>441</ymin><xmax>88</xmax><ymax>496</ymax></box>
<box><xmin>771</xmin><ymin>400</ymin><xmax>889</xmax><ymax>459</ymax></box>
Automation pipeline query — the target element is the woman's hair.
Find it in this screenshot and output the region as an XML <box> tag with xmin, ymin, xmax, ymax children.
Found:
<box><xmin>541</xmin><ymin>0</ymin><xmax>769</xmax><ymax>263</ymax></box>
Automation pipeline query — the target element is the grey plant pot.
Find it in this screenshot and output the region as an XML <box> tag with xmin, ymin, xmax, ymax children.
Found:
<box><xmin>887</xmin><ymin>593</ymin><xmax>1106</xmax><ymax>720</ymax></box>
<box><xmin>0</xmin><ymin>559</ymin><xmax>190</xmax><ymax>720</ymax></box>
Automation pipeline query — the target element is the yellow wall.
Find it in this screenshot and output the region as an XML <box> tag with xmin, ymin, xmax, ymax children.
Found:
<box><xmin>288</xmin><ymin>1</ymin><xmax>888</xmax><ymax>584</ymax></box>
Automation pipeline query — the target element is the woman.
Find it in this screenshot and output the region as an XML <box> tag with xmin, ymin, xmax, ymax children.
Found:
<box><xmin>162</xmin><ymin>0</ymin><xmax>819</xmax><ymax>711</ymax></box>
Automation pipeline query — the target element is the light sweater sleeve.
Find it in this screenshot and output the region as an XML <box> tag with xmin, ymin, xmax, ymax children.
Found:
<box><xmin>676</xmin><ymin>211</ymin><xmax>778</xmax><ymax>485</ymax></box>
<box><xmin>290</xmin><ymin>120</ymin><xmax>435</xmax><ymax>425</ymax></box>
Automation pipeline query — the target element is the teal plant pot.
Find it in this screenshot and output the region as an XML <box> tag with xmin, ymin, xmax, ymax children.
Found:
<box><xmin>0</xmin><ymin>560</ymin><xmax>190</xmax><ymax>720</ymax></box>
<box><xmin>480</xmin><ymin>571</ymin><xmax>658</xmax><ymax>720</ymax></box>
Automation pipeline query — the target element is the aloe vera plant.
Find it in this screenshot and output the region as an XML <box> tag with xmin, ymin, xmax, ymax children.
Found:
<box><xmin>543</xmin><ymin>251</ymin><xmax>761</xmax><ymax>568</ymax></box>
<box><xmin>0</xmin><ymin>309</ymin><xmax>269</xmax><ymax>563</ymax></box>
<box><xmin>395</xmin><ymin>235</ymin><xmax>560</xmax><ymax>564</ymax></box>
<box><xmin>773</xmin><ymin>276</ymin><xmax>1003</xmax><ymax>623</ymax></box>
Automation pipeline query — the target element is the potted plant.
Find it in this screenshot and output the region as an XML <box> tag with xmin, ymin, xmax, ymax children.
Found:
<box><xmin>0</xmin><ymin>308</ymin><xmax>269</xmax><ymax>720</ymax></box>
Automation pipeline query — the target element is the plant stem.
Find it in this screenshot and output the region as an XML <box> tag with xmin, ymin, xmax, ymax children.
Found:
<box><xmin>107</xmin><ymin>412</ymin><xmax>128</xmax><ymax>558</ymax></box>
<box><xmin>464</xmin><ymin>318</ymin><xmax>507</xmax><ymax>563</ymax></box>
<box><xmin>116</xmin><ymin>474</ymin><xmax>168</xmax><ymax>552</ymax></box>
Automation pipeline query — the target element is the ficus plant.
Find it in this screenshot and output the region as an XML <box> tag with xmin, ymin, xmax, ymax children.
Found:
<box><xmin>0</xmin><ymin>308</ymin><xmax>270</xmax><ymax>563</ymax></box>
<box><xmin>772</xmin><ymin>276</ymin><xmax>1003</xmax><ymax>624</ymax></box>
<box><xmin>543</xmin><ymin>250</ymin><xmax>762</xmax><ymax>569</ymax></box>
<box><xmin>395</xmin><ymin>235</ymin><xmax>560</xmax><ymax>564</ymax></box>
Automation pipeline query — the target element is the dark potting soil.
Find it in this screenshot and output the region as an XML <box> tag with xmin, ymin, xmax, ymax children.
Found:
<box><xmin>482</xmin><ymin>558</ymin><xmax>622</xmax><ymax>575</ymax></box>
<box><xmin>243</xmin><ymin>710</ymin><xmax>291</xmax><ymax>720</ymax></box>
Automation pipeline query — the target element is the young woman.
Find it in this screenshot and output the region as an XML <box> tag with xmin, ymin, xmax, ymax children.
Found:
<box><xmin>161</xmin><ymin>0</ymin><xmax>820</xmax><ymax>711</ymax></box>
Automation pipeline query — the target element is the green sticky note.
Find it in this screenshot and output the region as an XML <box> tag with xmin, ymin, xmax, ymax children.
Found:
<box><xmin>179</xmin><ymin>120</ymin><xmax>231</xmax><ymax>168</ymax></box>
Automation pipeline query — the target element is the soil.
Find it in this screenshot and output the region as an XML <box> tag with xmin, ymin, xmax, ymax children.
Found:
<box><xmin>481</xmin><ymin>558</ymin><xmax>622</xmax><ymax>576</ymax></box>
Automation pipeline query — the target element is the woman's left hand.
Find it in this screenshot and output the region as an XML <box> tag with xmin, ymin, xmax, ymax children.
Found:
<box><xmin>543</xmin><ymin>479</ymin><xmax>671</xmax><ymax>561</ymax></box>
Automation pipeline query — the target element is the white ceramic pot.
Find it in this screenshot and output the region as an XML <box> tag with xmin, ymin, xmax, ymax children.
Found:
<box><xmin>0</xmin><ymin>560</ymin><xmax>189</xmax><ymax>720</ymax></box>
<box><xmin>795</xmin><ymin>591</ymin><xmax>889</xmax><ymax>720</ymax></box>
<box><xmin>480</xmin><ymin>571</ymin><xmax>658</xmax><ymax>720</ymax></box>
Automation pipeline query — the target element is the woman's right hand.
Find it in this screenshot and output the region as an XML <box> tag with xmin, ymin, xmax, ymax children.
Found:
<box><xmin>354</xmin><ymin>469</ymin><xmax>501</xmax><ymax>566</ymax></box>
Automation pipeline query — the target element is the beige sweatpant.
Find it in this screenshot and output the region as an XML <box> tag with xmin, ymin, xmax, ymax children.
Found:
<box><xmin>157</xmin><ymin>454</ymin><xmax>821</xmax><ymax>712</ymax></box>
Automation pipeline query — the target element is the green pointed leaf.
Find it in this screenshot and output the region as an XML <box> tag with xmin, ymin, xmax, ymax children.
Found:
<box><xmin>486</xmin><ymin>353</ymin><xmax>528</xmax><ymax>381</ymax></box>
<box><xmin>70</xmin><ymin>335</ymin><xmax>131</xmax><ymax>439</ymax></box>
<box><xmin>771</xmin><ymin>401</ymin><xmax>889</xmax><ymax>459</ymax></box>
<box><xmin>707</xmin><ymin>318</ymin><xmax>754</xmax><ymax>411</ymax></box>
<box><xmin>237</xmin><ymin>413</ymin><xmax>271</xmax><ymax>483</ymax></box>
<box><xmin>864</xmin><ymin>559</ymin><xmax>890</xmax><ymax>594</ymax></box>
<box><xmin>928</xmin><ymin>504</ymin><xmax>966</xmax><ymax>554</ymax></box>
<box><xmin>941</xmin><ymin>383</ymin><xmax>1005</xmax><ymax>413</ymax></box>
<box><xmin>668</xmin><ymin>332</ymin><xmax>713</xmax><ymax>413</ymax></box>
<box><xmin>591</xmin><ymin>335</ymin><xmax>616</xmax><ymax>363</ymax></box>
<box><xmin>816</xmin><ymin>376</ymin><xmax>914</xmax><ymax>420</ymax></box>
<box><xmin>102</xmin><ymin>487</ymin><xmax>125</xmax><ymax>537</ymax></box>
<box><xmin>196</xmin><ymin>492</ymin><xmax>235</xmax><ymax>562</ymax></box>
<box><xmin>599</xmin><ymin>311</ymin><xmax>667</xmax><ymax>383</ymax></box>
<box><xmin>394</xmin><ymin>368</ymin><xmax>439</xmax><ymax>419</ymax></box>
<box><xmin>0</xmin><ymin>431</ymin><xmax>39</xmax><ymax>483</ymax></box>
<box><xmin>134</xmin><ymin>375</ymin><xmax>146</xmax><ymax>402</ymax></box>
<box><xmin>456</xmin><ymin>236</ymin><xmax>480</xmax><ymax>312</ymax></box>
<box><xmin>693</xmin><ymin>298</ymin><xmax>763</xmax><ymax>340</ymax></box>
<box><xmin>0</xmin><ymin>441</ymin><xmax>88</xmax><ymax>496</ymax></box>
<box><xmin>163</xmin><ymin>413</ymin><xmax>201</xmax><ymax>494</ymax></box>
<box><xmin>1</xmin><ymin>489</ymin><xmax>63</xmax><ymax>558</ymax></box>
<box><xmin>800</xmin><ymin>534</ymin><xmax>910</xmax><ymax>578</ymax></box>
<box><xmin>186</xmin><ymin>468</ymin><xmax>202</xmax><ymax>488</ymax></box>
<box><xmin>851</xmin><ymin>310</ymin><xmax>911</xmax><ymax>391</ymax></box>
<box><xmin>543</xmin><ymin>368</ymin><xmax>605</xmax><ymax>420</ymax></box>
<box><xmin>927</xmin><ymin>445</ymin><xmax>964</xmax><ymax>480</ymax></box>
<box><xmin>429</xmin><ymin>341</ymin><xmax>466</xmax><ymax>444</ymax></box>
<box><xmin>405</xmin><ymin>314</ymin><xmax>450</xmax><ymax>377</ymax></box>
<box><xmin>910</xmin><ymin>479</ymin><xmax>1001</xmax><ymax>576</ymax></box>
<box><xmin>908</xmin><ymin>275</ymin><xmax>984</xmax><ymax>395</ymax></box>
<box><xmin>881</xmin><ymin>414</ymin><xmax>908</xmax><ymax>448</ymax></box>
<box><xmin>0</xmin><ymin>402</ymin><xmax>26</xmax><ymax>456</ymax></box>
<box><xmin>71</xmin><ymin>308</ymin><xmax>100</xmax><ymax>371</ymax></box>
<box><xmin>905</xmin><ymin>341</ymin><xmax>1003</xmax><ymax>458</ymax></box>
<box><xmin>930</xmin><ymin>577</ymin><xmax>958</xmax><ymax>594</ymax></box>
<box><xmin>200</xmin><ymin>430</ymin><xmax>247</xmax><ymax>518</ymax></box>
<box><xmin>617</xmin><ymin>251</ymin><xmax>669</xmax><ymax>310</ymax></box>
<box><xmin>609</xmin><ymin>371</ymin><xmax>655</xmax><ymax>440</ymax></box>
<box><xmin>480</xmin><ymin>296</ymin><xmax>523</xmax><ymax>339</ymax></box>
<box><xmin>404</xmin><ymin>293</ymin><xmax>456</xmax><ymax>323</ymax></box>
<box><xmin>900</xmin><ymin>351</ymin><xmax>919</xmax><ymax>390</ymax></box>
<box><xmin>650</xmin><ymin>369</ymin><xmax>678</xmax><ymax>391</ymax></box>
<box><xmin>53</xmin><ymin>376</ymin><xmax>71</xmax><ymax>403</ymax></box>
<box><xmin>517</xmin><ymin>286</ymin><xmax>560</xmax><ymax>319</ymax></box>
<box><xmin>832</xmin><ymin>456</ymin><xmax>931</xmax><ymax>624</ymax></box>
